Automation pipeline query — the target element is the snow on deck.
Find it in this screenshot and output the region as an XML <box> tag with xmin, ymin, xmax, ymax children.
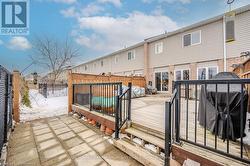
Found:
<box><xmin>20</xmin><ymin>90</ymin><xmax>68</xmax><ymax>122</ymax></box>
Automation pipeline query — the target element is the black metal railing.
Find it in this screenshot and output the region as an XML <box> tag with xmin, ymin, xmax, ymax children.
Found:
<box><xmin>165</xmin><ymin>79</ymin><xmax>250</xmax><ymax>165</ymax></box>
<box><xmin>0</xmin><ymin>66</ymin><xmax>13</xmax><ymax>156</ymax></box>
<box><xmin>73</xmin><ymin>82</ymin><xmax>123</xmax><ymax>117</ymax></box>
<box><xmin>165</xmin><ymin>88</ymin><xmax>177</xmax><ymax>166</ymax></box>
<box><xmin>115</xmin><ymin>82</ymin><xmax>132</xmax><ymax>139</ymax></box>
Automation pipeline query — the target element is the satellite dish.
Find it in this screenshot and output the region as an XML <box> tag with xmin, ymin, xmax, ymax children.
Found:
<box><xmin>227</xmin><ymin>0</ymin><xmax>235</xmax><ymax>4</ymax></box>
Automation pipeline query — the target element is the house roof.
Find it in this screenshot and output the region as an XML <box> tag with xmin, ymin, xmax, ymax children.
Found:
<box><xmin>73</xmin><ymin>41</ymin><xmax>145</xmax><ymax>68</ymax></box>
<box><xmin>145</xmin><ymin>4</ymin><xmax>250</xmax><ymax>43</ymax></box>
<box><xmin>73</xmin><ymin>4</ymin><xmax>250</xmax><ymax>69</ymax></box>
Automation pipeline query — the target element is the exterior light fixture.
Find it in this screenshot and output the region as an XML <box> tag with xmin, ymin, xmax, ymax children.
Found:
<box><xmin>240</xmin><ymin>51</ymin><xmax>250</xmax><ymax>57</ymax></box>
<box><xmin>231</xmin><ymin>64</ymin><xmax>243</xmax><ymax>69</ymax></box>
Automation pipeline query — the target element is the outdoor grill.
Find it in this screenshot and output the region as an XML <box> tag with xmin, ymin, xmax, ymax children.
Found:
<box><xmin>198</xmin><ymin>72</ymin><xmax>248</xmax><ymax>141</ymax></box>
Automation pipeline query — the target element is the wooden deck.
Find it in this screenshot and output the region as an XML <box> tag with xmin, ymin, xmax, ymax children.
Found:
<box><xmin>130</xmin><ymin>95</ymin><xmax>250</xmax><ymax>162</ymax></box>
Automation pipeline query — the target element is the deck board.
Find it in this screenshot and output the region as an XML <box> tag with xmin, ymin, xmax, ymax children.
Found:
<box><xmin>131</xmin><ymin>95</ymin><xmax>250</xmax><ymax>162</ymax></box>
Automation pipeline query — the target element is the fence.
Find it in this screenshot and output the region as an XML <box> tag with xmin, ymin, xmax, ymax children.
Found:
<box><xmin>39</xmin><ymin>83</ymin><xmax>68</xmax><ymax>98</ymax></box>
<box><xmin>73</xmin><ymin>82</ymin><xmax>122</xmax><ymax>117</ymax></box>
<box><xmin>70</xmin><ymin>73</ymin><xmax>146</xmax><ymax>87</ymax></box>
<box><xmin>115</xmin><ymin>83</ymin><xmax>132</xmax><ymax>139</ymax></box>
<box><xmin>165</xmin><ymin>78</ymin><xmax>250</xmax><ymax>165</ymax></box>
<box><xmin>0</xmin><ymin>66</ymin><xmax>13</xmax><ymax>155</ymax></box>
<box><xmin>68</xmin><ymin>71</ymin><xmax>145</xmax><ymax>113</ymax></box>
<box><xmin>72</xmin><ymin>81</ymin><xmax>132</xmax><ymax>137</ymax></box>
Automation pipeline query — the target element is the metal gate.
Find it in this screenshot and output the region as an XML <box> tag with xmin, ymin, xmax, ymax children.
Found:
<box><xmin>0</xmin><ymin>65</ymin><xmax>13</xmax><ymax>155</ymax></box>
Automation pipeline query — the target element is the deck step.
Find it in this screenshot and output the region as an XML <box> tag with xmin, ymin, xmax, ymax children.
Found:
<box><xmin>125</xmin><ymin>127</ymin><xmax>165</xmax><ymax>149</ymax></box>
<box><xmin>113</xmin><ymin>138</ymin><xmax>166</xmax><ymax>166</ymax></box>
<box><xmin>132</xmin><ymin>122</ymin><xmax>165</xmax><ymax>139</ymax></box>
<box><xmin>172</xmin><ymin>142</ymin><xmax>249</xmax><ymax>166</ymax></box>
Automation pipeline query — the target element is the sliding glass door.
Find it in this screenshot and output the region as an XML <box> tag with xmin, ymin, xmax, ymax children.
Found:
<box><xmin>155</xmin><ymin>72</ymin><xmax>161</xmax><ymax>91</ymax></box>
<box><xmin>155</xmin><ymin>72</ymin><xmax>169</xmax><ymax>92</ymax></box>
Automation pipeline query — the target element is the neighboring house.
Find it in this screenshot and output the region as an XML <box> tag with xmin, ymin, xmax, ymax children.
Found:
<box><xmin>40</xmin><ymin>70</ymin><xmax>69</xmax><ymax>84</ymax></box>
<box><xmin>25</xmin><ymin>73</ymin><xmax>41</xmax><ymax>89</ymax></box>
<box><xmin>72</xmin><ymin>5</ymin><xmax>250</xmax><ymax>94</ymax></box>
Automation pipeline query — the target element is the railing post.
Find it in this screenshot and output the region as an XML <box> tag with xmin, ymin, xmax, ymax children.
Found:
<box><xmin>119</xmin><ymin>83</ymin><xmax>123</xmax><ymax>124</ymax></box>
<box><xmin>72</xmin><ymin>84</ymin><xmax>75</xmax><ymax>105</ymax></box>
<box><xmin>90</xmin><ymin>85</ymin><xmax>92</xmax><ymax>111</ymax></box>
<box><xmin>115</xmin><ymin>95</ymin><xmax>120</xmax><ymax>139</ymax></box>
<box><xmin>175</xmin><ymin>83</ymin><xmax>180</xmax><ymax>143</ymax></box>
<box><xmin>128</xmin><ymin>82</ymin><xmax>132</xmax><ymax>121</ymax></box>
<box><xmin>165</xmin><ymin>101</ymin><xmax>171</xmax><ymax>166</ymax></box>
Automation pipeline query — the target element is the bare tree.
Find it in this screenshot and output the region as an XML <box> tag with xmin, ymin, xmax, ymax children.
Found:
<box><xmin>32</xmin><ymin>36</ymin><xmax>78</xmax><ymax>84</ymax></box>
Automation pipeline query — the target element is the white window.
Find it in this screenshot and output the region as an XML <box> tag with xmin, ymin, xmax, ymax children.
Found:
<box><xmin>84</xmin><ymin>65</ymin><xmax>88</xmax><ymax>71</ymax></box>
<box><xmin>183</xmin><ymin>31</ymin><xmax>201</xmax><ymax>47</ymax></box>
<box><xmin>197</xmin><ymin>66</ymin><xmax>218</xmax><ymax>80</ymax></box>
<box><xmin>128</xmin><ymin>50</ymin><xmax>135</xmax><ymax>60</ymax></box>
<box><xmin>155</xmin><ymin>42</ymin><xmax>163</xmax><ymax>54</ymax></box>
<box><xmin>101</xmin><ymin>60</ymin><xmax>104</xmax><ymax>67</ymax></box>
<box><xmin>115</xmin><ymin>56</ymin><xmax>119</xmax><ymax>64</ymax></box>
<box><xmin>175</xmin><ymin>69</ymin><xmax>190</xmax><ymax>80</ymax></box>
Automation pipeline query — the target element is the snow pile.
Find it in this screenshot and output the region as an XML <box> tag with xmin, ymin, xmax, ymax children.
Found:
<box><xmin>20</xmin><ymin>90</ymin><xmax>68</xmax><ymax>122</ymax></box>
<box><xmin>145</xmin><ymin>144</ymin><xmax>157</xmax><ymax>153</ymax></box>
<box><xmin>133</xmin><ymin>137</ymin><xmax>143</xmax><ymax>145</ymax></box>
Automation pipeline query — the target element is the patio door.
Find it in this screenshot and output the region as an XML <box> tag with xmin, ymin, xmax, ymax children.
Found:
<box><xmin>155</xmin><ymin>72</ymin><xmax>169</xmax><ymax>92</ymax></box>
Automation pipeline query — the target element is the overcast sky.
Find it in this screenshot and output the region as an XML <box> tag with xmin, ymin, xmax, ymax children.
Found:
<box><xmin>0</xmin><ymin>0</ymin><xmax>249</xmax><ymax>75</ymax></box>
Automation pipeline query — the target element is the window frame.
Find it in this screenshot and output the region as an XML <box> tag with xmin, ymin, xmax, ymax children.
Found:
<box><xmin>114</xmin><ymin>56</ymin><xmax>119</xmax><ymax>64</ymax></box>
<box><xmin>128</xmin><ymin>50</ymin><xmax>136</xmax><ymax>60</ymax></box>
<box><xmin>182</xmin><ymin>30</ymin><xmax>201</xmax><ymax>47</ymax></box>
<box><xmin>155</xmin><ymin>42</ymin><xmax>163</xmax><ymax>54</ymax></box>
<box><xmin>174</xmin><ymin>69</ymin><xmax>190</xmax><ymax>81</ymax></box>
<box><xmin>197</xmin><ymin>66</ymin><xmax>218</xmax><ymax>80</ymax></box>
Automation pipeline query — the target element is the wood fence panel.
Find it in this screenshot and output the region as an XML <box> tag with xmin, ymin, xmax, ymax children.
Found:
<box><xmin>234</xmin><ymin>59</ymin><xmax>250</xmax><ymax>112</ymax></box>
<box><xmin>71</xmin><ymin>73</ymin><xmax>146</xmax><ymax>87</ymax></box>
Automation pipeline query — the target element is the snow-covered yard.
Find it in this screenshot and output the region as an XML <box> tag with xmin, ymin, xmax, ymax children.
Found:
<box><xmin>20</xmin><ymin>90</ymin><xmax>68</xmax><ymax>122</ymax></box>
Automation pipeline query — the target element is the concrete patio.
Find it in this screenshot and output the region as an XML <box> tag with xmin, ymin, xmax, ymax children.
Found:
<box><xmin>7</xmin><ymin>115</ymin><xmax>141</xmax><ymax>166</ymax></box>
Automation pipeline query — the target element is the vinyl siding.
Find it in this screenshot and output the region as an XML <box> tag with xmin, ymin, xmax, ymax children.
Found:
<box><xmin>148</xmin><ymin>20</ymin><xmax>224</xmax><ymax>69</ymax></box>
<box><xmin>73</xmin><ymin>45</ymin><xmax>144</xmax><ymax>75</ymax></box>
<box><xmin>227</xmin><ymin>10</ymin><xmax>250</xmax><ymax>58</ymax></box>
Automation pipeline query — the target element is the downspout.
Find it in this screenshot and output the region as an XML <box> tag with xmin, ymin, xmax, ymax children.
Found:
<box><xmin>223</xmin><ymin>15</ymin><xmax>227</xmax><ymax>72</ymax></box>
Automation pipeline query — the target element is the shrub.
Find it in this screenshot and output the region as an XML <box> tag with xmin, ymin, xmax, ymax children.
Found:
<box><xmin>22</xmin><ymin>87</ymin><xmax>31</xmax><ymax>108</ymax></box>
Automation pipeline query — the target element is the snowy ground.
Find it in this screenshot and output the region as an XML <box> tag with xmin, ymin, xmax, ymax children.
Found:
<box><xmin>20</xmin><ymin>90</ymin><xmax>68</xmax><ymax>122</ymax></box>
